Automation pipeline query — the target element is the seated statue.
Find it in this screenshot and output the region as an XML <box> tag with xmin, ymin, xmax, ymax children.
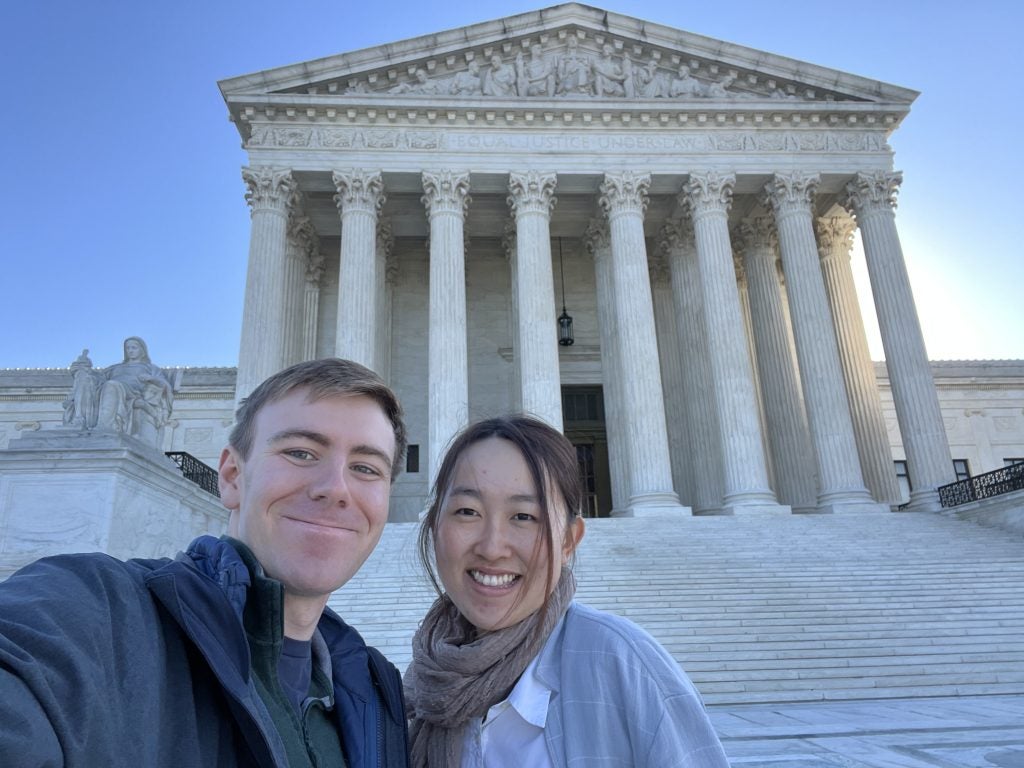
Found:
<box><xmin>62</xmin><ymin>337</ymin><xmax>174</xmax><ymax>446</ymax></box>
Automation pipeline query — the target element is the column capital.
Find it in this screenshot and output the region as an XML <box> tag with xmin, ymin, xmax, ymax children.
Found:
<box><xmin>598</xmin><ymin>171</ymin><xmax>651</xmax><ymax>219</ymax></box>
<box><xmin>683</xmin><ymin>172</ymin><xmax>735</xmax><ymax>217</ymax></box>
<box><xmin>507</xmin><ymin>171</ymin><xmax>557</xmax><ymax>218</ymax></box>
<box><xmin>843</xmin><ymin>170</ymin><xmax>903</xmax><ymax>215</ymax></box>
<box><xmin>375</xmin><ymin>218</ymin><xmax>394</xmax><ymax>258</ymax></box>
<box><xmin>422</xmin><ymin>170</ymin><xmax>471</xmax><ymax>218</ymax></box>
<box><xmin>332</xmin><ymin>169</ymin><xmax>385</xmax><ymax>215</ymax></box>
<box><xmin>762</xmin><ymin>172</ymin><xmax>820</xmax><ymax>217</ymax></box>
<box><xmin>287</xmin><ymin>214</ymin><xmax>319</xmax><ymax>259</ymax></box>
<box><xmin>737</xmin><ymin>216</ymin><xmax>778</xmax><ymax>253</ymax></box>
<box><xmin>816</xmin><ymin>213</ymin><xmax>857</xmax><ymax>262</ymax></box>
<box><xmin>649</xmin><ymin>249</ymin><xmax>671</xmax><ymax>286</ymax></box>
<box><xmin>582</xmin><ymin>218</ymin><xmax>611</xmax><ymax>256</ymax></box>
<box><xmin>501</xmin><ymin>220</ymin><xmax>517</xmax><ymax>262</ymax></box>
<box><xmin>657</xmin><ymin>217</ymin><xmax>693</xmax><ymax>254</ymax></box>
<box><xmin>242</xmin><ymin>166</ymin><xmax>296</xmax><ymax>214</ymax></box>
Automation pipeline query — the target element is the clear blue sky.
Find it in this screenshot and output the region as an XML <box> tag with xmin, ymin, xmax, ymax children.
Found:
<box><xmin>2</xmin><ymin>1</ymin><xmax>1020</xmax><ymax>369</ymax></box>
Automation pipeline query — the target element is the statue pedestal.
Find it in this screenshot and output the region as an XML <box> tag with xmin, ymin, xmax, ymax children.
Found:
<box><xmin>0</xmin><ymin>430</ymin><xmax>229</xmax><ymax>578</ymax></box>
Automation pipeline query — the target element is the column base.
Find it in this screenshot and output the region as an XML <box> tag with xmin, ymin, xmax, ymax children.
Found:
<box><xmin>904</xmin><ymin>489</ymin><xmax>942</xmax><ymax>512</ymax></box>
<box><xmin>720</xmin><ymin>502</ymin><xmax>792</xmax><ymax>515</ymax></box>
<box><xmin>616</xmin><ymin>491</ymin><xmax>691</xmax><ymax>517</ymax></box>
<box><xmin>815</xmin><ymin>500</ymin><xmax>891</xmax><ymax>514</ymax></box>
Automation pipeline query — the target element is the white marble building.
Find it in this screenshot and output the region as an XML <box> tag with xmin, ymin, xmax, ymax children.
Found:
<box><xmin>3</xmin><ymin>5</ymin><xmax>1022</xmax><ymax>525</ymax></box>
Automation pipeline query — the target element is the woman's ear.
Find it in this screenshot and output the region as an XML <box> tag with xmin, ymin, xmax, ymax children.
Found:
<box><xmin>563</xmin><ymin>516</ymin><xmax>585</xmax><ymax>558</ymax></box>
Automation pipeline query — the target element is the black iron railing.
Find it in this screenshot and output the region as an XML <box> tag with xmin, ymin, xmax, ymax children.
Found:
<box><xmin>938</xmin><ymin>462</ymin><xmax>1024</xmax><ymax>508</ymax></box>
<box><xmin>166</xmin><ymin>452</ymin><xmax>221</xmax><ymax>498</ymax></box>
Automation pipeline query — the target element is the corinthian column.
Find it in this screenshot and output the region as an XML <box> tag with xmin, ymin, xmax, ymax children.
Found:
<box><xmin>584</xmin><ymin>220</ymin><xmax>628</xmax><ymax>514</ymax></box>
<box><xmin>649</xmin><ymin>246</ymin><xmax>691</xmax><ymax>504</ymax></box>
<box><xmin>685</xmin><ymin>172</ymin><xmax>785</xmax><ymax>514</ymax></box>
<box><xmin>333</xmin><ymin>169</ymin><xmax>385</xmax><ymax>370</ymax></box>
<box><xmin>302</xmin><ymin>251</ymin><xmax>324</xmax><ymax>362</ymax></box>
<box><xmin>737</xmin><ymin>216</ymin><xmax>817</xmax><ymax>511</ymax></box>
<box><xmin>236</xmin><ymin>166</ymin><xmax>296</xmax><ymax>404</ymax></box>
<box><xmin>764</xmin><ymin>173</ymin><xmax>881</xmax><ymax>513</ymax></box>
<box><xmin>817</xmin><ymin>212</ymin><xmax>902</xmax><ymax>504</ymax></box>
<box><xmin>598</xmin><ymin>172</ymin><xmax>683</xmax><ymax>514</ymax></box>
<box><xmin>660</xmin><ymin>220</ymin><xmax>723</xmax><ymax>513</ymax></box>
<box><xmin>283</xmin><ymin>214</ymin><xmax>317</xmax><ymax>367</ymax></box>
<box><xmin>422</xmin><ymin>170</ymin><xmax>471</xmax><ymax>483</ymax></box>
<box><xmin>508</xmin><ymin>171</ymin><xmax>562</xmax><ymax>429</ymax></box>
<box><xmin>843</xmin><ymin>171</ymin><xmax>954</xmax><ymax>509</ymax></box>
<box><xmin>376</xmin><ymin>220</ymin><xmax>395</xmax><ymax>383</ymax></box>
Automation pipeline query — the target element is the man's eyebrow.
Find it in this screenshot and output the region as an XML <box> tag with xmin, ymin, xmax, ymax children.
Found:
<box><xmin>352</xmin><ymin>444</ymin><xmax>394</xmax><ymax>470</ymax></box>
<box><xmin>268</xmin><ymin>429</ymin><xmax>330</xmax><ymax>447</ymax></box>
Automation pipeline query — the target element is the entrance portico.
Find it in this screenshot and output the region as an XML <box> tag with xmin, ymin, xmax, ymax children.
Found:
<box><xmin>221</xmin><ymin>4</ymin><xmax>955</xmax><ymax>519</ymax></box>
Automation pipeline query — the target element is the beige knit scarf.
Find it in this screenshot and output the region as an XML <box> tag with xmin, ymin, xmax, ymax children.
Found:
<box><xmin>404</xmin><ymin>569</ymin><xmax>576</xmax><ymax>768</ymax></box>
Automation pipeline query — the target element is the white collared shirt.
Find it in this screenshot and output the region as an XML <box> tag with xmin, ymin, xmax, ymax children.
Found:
<box><xmin>459</xmin><ymin>642</ymin><xmax>555</xmax><ymax>768</ymax></box>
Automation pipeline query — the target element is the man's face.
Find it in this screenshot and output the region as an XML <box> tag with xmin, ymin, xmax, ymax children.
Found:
<box><xmin>218</xmin><ymin>389</ymin><xmax>396</xmax><ymax>604</ymax></box>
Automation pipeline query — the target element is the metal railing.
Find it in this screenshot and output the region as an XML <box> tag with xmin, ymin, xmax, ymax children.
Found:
<box><xmin>938</xmin><ymin>462</ymin><xmax>1024</xmax><ymax>508</ymax></box>
<box><xmin>166</xmin><ymin>452</ymin><xmax>221</xmax><ymax>498</ymax></box>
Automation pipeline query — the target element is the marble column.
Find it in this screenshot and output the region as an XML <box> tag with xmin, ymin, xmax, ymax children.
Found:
<box><xmin>817</xmin><ymin>212</ymin><xmax>902</xmax><ymax>505</ymax></box>
<box><xmin>302</xmin><ymin>252</ymin><xmax>324</xmax><ymax>362</ymax></box>
<box><xmin>684</xmin><ymin>172</ymin><xmax>786</xmax><ymax>514</ymax></box>
<box><xmin>282</xmin><ymin>214</ymin><xmax>316</xmax><ymax>367</ymax></box>
<box><xmin>584</xmin><ymin>220</ymin><xmax>629</xmax><ymax>515</ymax></box>
<box><xmin>501</xmin><ymin>222</ymin><xmax>522</xmax><ymax>410</ymax></box>
<box><xmin>422</xmin><ymin>170</ymin><xmax>471</xmax><ymax>484</ymax></box>
<box><xmin>598</xmin><ymin>172</ymin><xmax>684</xmax><ymax>513</ymax></box>
<box><xmin>376</xmin><ymin>220</ymin><xmax>395</xmax><ymax>383</ymax></box>
<box><xmin>508</xmin><ymin>171</ymin><xmax>563</xmax><ymax>429</ymax></box>
<box><xmin>661</xmin><ymin>218</ymin><xmax>724</xmax><ymax>514</ymax></box>
<box><xmin>649</xmin><ymin>244</ymin><xmax>693</xmax><ymax>506</ymax></box>
<box><xmin>843</xmin><ymin>171</ymin><xmax>955</xmax><ymax>509</ymax></box>
<box><xmin>236</xmin><ymin>166</ymin><xmax>297</xmax><ymax>404</ymax></box>
<box><xmin>333</xmin><ymin>169</ymin><xmax>385</xmax><ymax>370</ymax></box>
<box><xmin>764</xmin><ymin>173</ymin><xmax>881</xmax><ymax>513</ymax></box>
<box><xmin>737</xmin><ymin>216</ymin><xmax>817</xmax><ymax>511</ymax></box>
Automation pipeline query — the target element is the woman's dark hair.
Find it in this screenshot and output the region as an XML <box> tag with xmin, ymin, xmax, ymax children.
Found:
<box><xmin>418</xmin><ymin>414</ymin><xmax>584</xmax><ymax>624</ymax></box>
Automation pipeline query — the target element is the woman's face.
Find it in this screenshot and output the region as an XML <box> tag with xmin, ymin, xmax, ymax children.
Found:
<box><xmin>124</xmin><ymin>339</ymin><xmax>143</xmax><ymax>361</ymax></box>
<box><xmin>434</xmin><ymin>437</ymin><xmax>582</xmax><ymax>633</ymax></box>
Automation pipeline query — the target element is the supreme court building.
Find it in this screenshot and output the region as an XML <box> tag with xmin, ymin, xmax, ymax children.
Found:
<box><xmin>217</xmin><ymin>3</ymin><xmax>954</xmax><ymax>521</ymax></box>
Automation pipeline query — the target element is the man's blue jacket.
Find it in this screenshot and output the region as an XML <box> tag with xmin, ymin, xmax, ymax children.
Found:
<box><xmin>0</xmin><ymin>536</ymin><xmax>409</xmax><ymax>767</ymax></box>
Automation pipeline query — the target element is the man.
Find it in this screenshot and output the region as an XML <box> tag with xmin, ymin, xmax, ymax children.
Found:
<box><xmin>0</xmin><ymin>359</ymin><xmax>410</xmax><ymax>767</ymax></box>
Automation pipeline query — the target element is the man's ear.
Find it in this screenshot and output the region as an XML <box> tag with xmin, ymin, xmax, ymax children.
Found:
<box><xmin>218</xmin><ymin>446</ymin><xmax>243</xmax><ymax>512</ymax></box>
<box><xmin>563</xmin><ymin>516</ymin><xmax>585</xmax><ymax>558</ymax></box>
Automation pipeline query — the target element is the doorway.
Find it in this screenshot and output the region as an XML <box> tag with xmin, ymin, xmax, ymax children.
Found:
<box><xmin>562</xmin><ymin>386</ymin><xmax>612</xmax><ymax>517</ymax></box>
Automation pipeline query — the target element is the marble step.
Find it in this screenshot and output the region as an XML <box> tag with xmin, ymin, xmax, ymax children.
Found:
<box><xmin>330</xmin><ymin>512</ymin><xmax>1024</xmax><ymax>705</ymax></box>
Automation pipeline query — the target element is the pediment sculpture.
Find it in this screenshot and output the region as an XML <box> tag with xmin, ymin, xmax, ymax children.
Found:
<box><xmin>343</xmin><ymin>34</ymin><xmax>811</xmax><ymax>102</ymax></box>
<box><xmin>62</xmin><ymin>337</ymin><xmax>174</xmax><ymax>447</ymax></box>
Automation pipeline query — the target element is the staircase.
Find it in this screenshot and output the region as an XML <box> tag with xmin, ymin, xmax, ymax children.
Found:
<box><xmin>328</xmin><ymin>511</ymin><xmax>1024</xmax><ymax>706</ymax></box>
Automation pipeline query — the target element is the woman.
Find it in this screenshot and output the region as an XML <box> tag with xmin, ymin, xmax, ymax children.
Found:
<box><xmin>404</xmin><ymin>415</ymin><xmax>729</xmax><ymax>767</ymax></box>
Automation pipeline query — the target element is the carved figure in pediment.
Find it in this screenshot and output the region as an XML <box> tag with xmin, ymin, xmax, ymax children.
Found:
<box><xmin>635</xmin><ymin>57</ymin><xmax>668</xmax><ymax>98</ymax></box>
<box><xmin>706</xmin><ymin>74</ymin><xmax>736</xmax><ymax>99</ymax></box>
<box><xmin>771</xmin><ymin>87</ymin><xmax>799</xmax><ymax>100</ymax></box>
<box><xmin>62</xmin><ymin>337</ymin><xmax>174</xmax><ymax>446</ymax></box>
<box><xmin>345</xmin><ymin>81</ymin><xmax>370</xmax><ymax>94</ymax></box>
<box><xmin>482</xmin><ymin>54</ymin><xmax>518</xmax><ymax>97</ymax></box>
<box><xmin>389</xmin><ymin>68</ymin><xmax>441</xmax><ymax>95</ymax></box>
<box><xmin>669</xmin><ymin>66</ymin><xmax>704</xmax><ymax>98</ymax></box>
<box><xmin>556</xmin><ymin>36</ymin><xmax>592</xmax><ymax>95</ymax></box>
<box><xmin>517</xmin><ymin>44</ymin><xmax>555</xmax><ymax>97</ymax></box>
<box><xmin>450</xmin><ymin>60</ymin><xmax>483</xmax><ymax>95</ymax></box>
<box><xmin>593</xmin><ymin>44</ymin><xmax>634</xmax><ymax>98</ymax></box>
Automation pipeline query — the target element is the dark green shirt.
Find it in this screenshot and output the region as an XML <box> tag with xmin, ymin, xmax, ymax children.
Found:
<box><xmin>231</xmin><ymin>538</ymin><xmax>347</xmax><ymax>768</ymax></box>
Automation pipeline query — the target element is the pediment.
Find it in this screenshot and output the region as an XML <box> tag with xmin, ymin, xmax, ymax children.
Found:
<box><xmin>219</xmin><ymin>4</ymin><xmax>917</xmax><ymax>111</ymax></box>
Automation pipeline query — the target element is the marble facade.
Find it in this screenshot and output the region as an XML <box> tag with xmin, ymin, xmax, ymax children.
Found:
<box><xmin>3</xmin><ymin>6</ymin><xmax>1021</xmax><ymax>525</ymax></box>
<box><xmin>216</xmin><ymin>4</ymin><xmax>975</xmax><ymax>517</ymax></box>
